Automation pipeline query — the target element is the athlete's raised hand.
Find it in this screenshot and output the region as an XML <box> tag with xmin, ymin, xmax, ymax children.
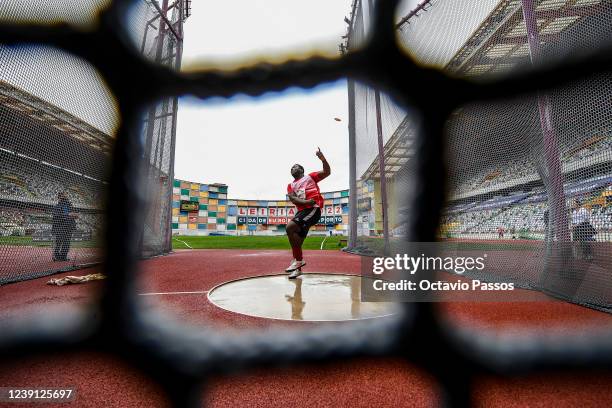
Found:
<box><xmin>316</xmin><ymin>147</ymin><xmax>326</xmax><ymax>161</ymax></box>
<box><xmin>315</xmin><ymin>147</ymin><xmax>330</xmax><ymax>180</ymax></box>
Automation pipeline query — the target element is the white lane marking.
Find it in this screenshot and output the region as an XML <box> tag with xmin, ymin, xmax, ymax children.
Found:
<box><xmin>172</xmin><ymin>237</ymin><xmax>193</xmax><ymax>249</ymax></box>
<box><xmin>320</xmin><ymin>236</ymin><xmax>328</xmax><ymax>250</ymax></box>
<box><xmin>138</xmin><ymin>290</ymin><xmax>208</xmax><ymax>296</ymax></box>
<box><xmin>237</xmin><ymin>252</ymin><xmax>283</xmax><ymax>256</ymax></box>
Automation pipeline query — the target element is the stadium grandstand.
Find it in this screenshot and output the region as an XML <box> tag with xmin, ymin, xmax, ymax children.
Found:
<box><xmin>345</xmin><ymin>0</ymin><xmax>612</xmax><ymax>310</ymax></box>
<box><xmin>0</xmin><ymin>78</ymin><xmax>110</xmax><ymax>284</ymax></box>
<box><xmin>0</xmin><ymin>0</ymin><xmax>191</xmax><ymax>284</ymax></box>
<box><xmin>442</xmin><ymin>132</ymin><xmax>612</xmax><ymax>241</ymax></box>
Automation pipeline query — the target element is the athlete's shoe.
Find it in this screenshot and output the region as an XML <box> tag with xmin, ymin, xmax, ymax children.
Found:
<box><xmin>288</xmin><ymin>267</ymin><xmax>303</xmax><ymax>279</ymax></box>
<box><xmin>285</xmin><ymin>259</ymin><xmax>297</xmax><ymax>272</ymax></box>
<box><xmin>285</xmin><ymin>259</ymin><xmax>306</xmax><ymax>272</ymax></box>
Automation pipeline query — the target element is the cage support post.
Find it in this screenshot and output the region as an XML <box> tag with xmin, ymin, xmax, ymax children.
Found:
<box><xmin>374</xmin><ymin>90</ymin><xmax>390</xmax><ymax>254</ymax></box>
<box><xmin>521</xmin><ymin>0</ymin><xmax>570</xmax><ymax>242</ymax></box>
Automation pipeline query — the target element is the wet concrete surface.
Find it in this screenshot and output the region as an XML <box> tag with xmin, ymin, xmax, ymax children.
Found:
<box><xmin>208</xmin><ymin>273</ymin><xmax>399</xmax><ymax>321</ymax></box>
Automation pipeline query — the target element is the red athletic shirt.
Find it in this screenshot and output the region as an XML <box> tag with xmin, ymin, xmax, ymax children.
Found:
<box><xmin>287</xmin><ymin>172</ymin><xmax>324</xmax><ymax>211</ymax></box>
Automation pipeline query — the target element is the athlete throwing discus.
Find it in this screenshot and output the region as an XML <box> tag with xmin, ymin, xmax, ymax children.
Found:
<box><xmin>285</xmin><ymin>147</ymin><xmax>330</xmax><ymax>279</ymax></box>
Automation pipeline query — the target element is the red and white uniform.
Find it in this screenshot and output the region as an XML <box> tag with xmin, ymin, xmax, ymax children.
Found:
<box><xmin>287</xmin><ymin>172</ymin><xmax>324</xmax><ymax>211</ymax></box>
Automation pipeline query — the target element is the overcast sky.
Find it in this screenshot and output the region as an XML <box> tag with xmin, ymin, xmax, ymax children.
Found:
<box><xmin>174</xmin><ymin>1</ymin><xmax>356</xmax><ymax>199</ymax></box>
<box><xmin>0</xmin><ymin>0</ymin><xmax>425</xmax><ymax>199</ymax></box>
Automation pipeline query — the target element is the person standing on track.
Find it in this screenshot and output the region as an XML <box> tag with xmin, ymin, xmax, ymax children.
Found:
<box><xmin>285</xmin><ymin>147</ymin><xmax>330</xmax><ymax>279</ymax></box>
<box><xmin>571</xmin><ymin>198</ymin><xmax>596</xmax><ymax>260</ymax></box>
<box><xmin>51</xmin><ymin>191</ymin><xmax>77</xmax><ymax>262</ymax></box>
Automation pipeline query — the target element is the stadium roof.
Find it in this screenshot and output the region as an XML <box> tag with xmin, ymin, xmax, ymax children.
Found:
<box><xmin>0</xmin><ymin>80</ymin><xmax>112</xmax><ymax>180</ymax></box>
<box><xmin>361</xmin><ymin>117</ymin><xmax>414</xmax><ymax>180</ymax></box>
<box><xmin>445</xmin><ymin>0</ymin><xmax>608</xmax><ymax>76</ymax></box>
<box><xmin>359</xmin><ymin>0</ymin><xmax>610</xmax><ymax>181</ymax></box>
<box><xmin>0</xmin><ymin>80</ymin><xmax>113</xmax><ymax>155</ymax></box>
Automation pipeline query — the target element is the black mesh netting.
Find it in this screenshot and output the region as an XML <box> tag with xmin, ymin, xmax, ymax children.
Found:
<box><xmin>349</xmin><ymin>0</ymin><xmax>612</xmax><ymax>311</ymax></box>
<box><xmin>1</xmin><ymin>1</ymin><xmax>612</xmax><ymax>407</ymax></box>
<box><xmin>0</xmin><ymin>0</ymin><xmax>188</xmax><ymax>284</ymax></box>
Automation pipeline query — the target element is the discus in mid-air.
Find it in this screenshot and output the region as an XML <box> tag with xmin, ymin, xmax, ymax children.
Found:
<box><xmin>285</xmin><ymin>147</ymin><xmax>331</xmax><ymax>279</ymax></box>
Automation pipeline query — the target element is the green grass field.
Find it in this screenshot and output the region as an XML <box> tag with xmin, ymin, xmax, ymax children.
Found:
<box><xmin>172</xmin><ymin>235</ymin><xmax>345</xmax><ymax>250</ymax></box>
<box><xmin>0</xmin><ymin>235</ymin><xmax>540</xmax><ymax>252</ymax></box>
<box><xmin>0</xmin><ymin>235</ymin><xmax>345</xmax><ymax>250</ymax></box>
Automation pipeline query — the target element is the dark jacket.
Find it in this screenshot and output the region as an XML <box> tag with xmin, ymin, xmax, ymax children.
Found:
<box><xmin>52</xmin><ymin>198</ymin><xmax>75</xmax><ymax>235</ymax></box>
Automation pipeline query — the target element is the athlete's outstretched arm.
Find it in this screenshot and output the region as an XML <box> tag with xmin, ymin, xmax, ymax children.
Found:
<box><xmin>315</xmin><ymin>147</ymin><xmax>330</xmax><ymax>180</ymax></box>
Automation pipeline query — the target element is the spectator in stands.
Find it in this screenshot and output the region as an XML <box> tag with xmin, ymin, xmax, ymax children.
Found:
<box><xmin>497</xmin><ymin>226</ymin><xmax>505</xmax><ymax>239</ymax></box>
<box><xmin>571</xmin><ymin>198</ymin><xmax>596</xmax><ymax>261</ymax></box>
<box><xmin>52</xmin><ymin>191</ymin><xmax>77</xmax><ymax>261</ymax></box>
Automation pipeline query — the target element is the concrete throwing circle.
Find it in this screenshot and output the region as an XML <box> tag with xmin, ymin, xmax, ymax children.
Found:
<box><xmin>207</xmin><ymin>273</ymin><xmax>399</xmax><ymax>321</ymax></box>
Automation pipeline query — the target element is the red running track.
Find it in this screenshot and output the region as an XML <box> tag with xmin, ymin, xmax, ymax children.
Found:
<box><xmin>0</xmin><ymin>245</ymin><xmax>101</xmax><ymax>284</ymax></box>
<box><xmin>1</xmin><ymin>249</ymin><xmax>612</xmax><ymax>407</ymax></box>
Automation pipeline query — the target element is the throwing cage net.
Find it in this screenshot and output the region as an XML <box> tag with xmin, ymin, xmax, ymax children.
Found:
<box><xmin>1</xmin><ymin>1</ymin><xmax>612</xmax><ymax>407</ymax></box>
<box><xmin>347</xmin><ymin>0</ymin><xmax>612</xmax><ymax>311</ymax></box>
<box><xmin>0</xmin><ymin>0</ymin><xmax>188</xmax><ymax>284</ymax></box>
